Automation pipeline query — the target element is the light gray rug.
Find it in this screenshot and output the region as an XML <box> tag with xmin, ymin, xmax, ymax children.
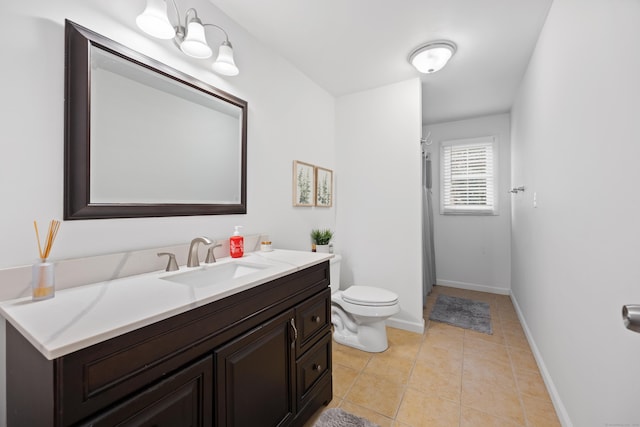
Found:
<box><xmin>313</xmin><ymin>408</ymin><xmax>379</xmax><ymax>427</ymax></box>
<box><xmin>429</xmin><ymin>294</ymin><xmax>493</xmax><ymax>335</ymax></box>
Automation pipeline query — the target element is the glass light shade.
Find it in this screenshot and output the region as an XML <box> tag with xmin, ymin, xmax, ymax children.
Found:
<box><xmin>409</xmin><ymin>42</ymin><xmax>456</xmax><ymax>74</ymax></box>
<box><xmin>136</xmin><ymin>0</ymin><xmax>175</xmax><ymax>40</ymax></box>
<box><xmin>180</xmin><ymin>19</ymin><xmax>212</xmax><ymax>59</ymax></box>
<box><xmin>212</xmin><ymin>42</ymin><xmax>239</xmax><ymax>76</ymax></box>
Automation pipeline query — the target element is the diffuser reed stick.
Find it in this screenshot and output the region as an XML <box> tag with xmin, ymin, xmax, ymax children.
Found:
<box><xmin>32</xmin><ymin>219</ymin><xmax>60</xmax><ymax>301</ymax></box>
<box><xmin>33</xmin><ymin>219</ymin><xmax>61</xmax><ymax>261</ymax></box>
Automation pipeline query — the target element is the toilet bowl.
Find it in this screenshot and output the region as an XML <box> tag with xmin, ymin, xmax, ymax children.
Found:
<box><xmin>330</xmin><ymin>255</ymin><xmax>400</xmax><ymax>352</ymax></box>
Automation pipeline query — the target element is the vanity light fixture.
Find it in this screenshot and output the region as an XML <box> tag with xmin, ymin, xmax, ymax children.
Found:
<box><xmin>408</xmin><ymin>40</ymin><xmax>456</xmax><ymax>74</ymax></box>
<box><xmin>136</xmin><ymin>0</ymin><xmax>239</xmax><ymax>76</ymax></box>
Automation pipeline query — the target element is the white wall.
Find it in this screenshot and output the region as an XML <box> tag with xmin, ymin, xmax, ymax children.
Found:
<box><xmin>335</xmin><ymin>78</ymin><xmax>424</xmax><ymax>333</ymax></box>
<box><xmin>424</xmin><ymin>114</ymin><xmax>512</xmax><ymax>294</ymax></box>
<box><xmin>0</xmin><ymin>1</ymin><xmax>337</xmax><ymax>424</ymax></box>
<box><xmin>0</xmin><ymin>0</ymin><xmax>335</xmax><ymax>268</ymax></box>
<box><xmin>510</xmin><ymin>0</ymin><xmax>640</xmax><ymax>425</ymax></box>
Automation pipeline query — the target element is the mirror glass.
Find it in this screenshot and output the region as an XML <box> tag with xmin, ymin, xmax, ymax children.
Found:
<box><xmin>64</xmin><ymin>20</ymin><xmax>247</xmax><ymax>219</ymax></box>
<box><xmin>90</xmin><ymin>47</ymin><xmax>242</xmax><ymax>204</ymax></box>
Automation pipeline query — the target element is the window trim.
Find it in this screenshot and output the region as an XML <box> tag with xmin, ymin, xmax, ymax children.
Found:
<box><xmin>439</xmin><ymin>136</ymin><xmax>498</xmax><ymax>216</ymax></box>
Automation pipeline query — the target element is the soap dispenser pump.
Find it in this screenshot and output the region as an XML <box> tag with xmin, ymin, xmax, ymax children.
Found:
<box><xmin>230</xmin><ymin>225</ymin><xmax>244</xmax><ymax>258</ymax></box>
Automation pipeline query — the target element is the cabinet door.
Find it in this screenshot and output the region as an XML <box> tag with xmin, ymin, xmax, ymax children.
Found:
<box><xmin>215</xmin><ymin>310</ymin><xmax>296</xmax><ymax>427</ymax></box>
<box><xmin>80</xmin><ymin>356</ymin><xmax>213</xmax><ymax>427</ymax></box>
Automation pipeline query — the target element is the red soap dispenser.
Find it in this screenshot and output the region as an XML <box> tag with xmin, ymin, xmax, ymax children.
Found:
<box><xmin>230</xmin><ymin>225</ymin><xmax>244</xmax><ymax>258</ymax></box>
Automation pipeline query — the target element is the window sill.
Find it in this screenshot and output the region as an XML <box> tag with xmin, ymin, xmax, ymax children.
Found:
<box><xmin>441</xmin><ymin>210</ymin><xmax>498</xmax><ymax>216</ymax></box>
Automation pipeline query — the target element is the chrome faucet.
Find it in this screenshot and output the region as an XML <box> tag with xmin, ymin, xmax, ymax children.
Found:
<box><xmin>187</xmin><ymin>236</ymin><xmax>213</xmax><ymax>267</ymax></box>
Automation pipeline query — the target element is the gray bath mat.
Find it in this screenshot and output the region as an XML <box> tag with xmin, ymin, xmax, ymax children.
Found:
<box><xmin>429</xmin><ymin>294</ymin><xmax>493</xmax><ymax>335</ymax></box>
<box><xmin>313</xmin><ymin>408</ymin><xmax>379</xmax><ymax>427</ymax></box>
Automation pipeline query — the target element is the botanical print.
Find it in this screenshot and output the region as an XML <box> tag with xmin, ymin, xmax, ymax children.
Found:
<box><xmin>315</xmin><ymin>167</ymin><xmax>333</xmax><ymax>207</ymax></box>
<box><xmin>293</xmin><ymin>161</ymin><xmax>315</xmax><ymax>206</ymax></box>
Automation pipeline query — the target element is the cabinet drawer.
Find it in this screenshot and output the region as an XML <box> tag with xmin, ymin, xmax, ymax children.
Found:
<box><xmin>296</xmin><ymin>288</ymin><xmax>331</xmax><ymax>354</ymax></box>
<box><xmin>296</xmin><ymin>331</ymin><xmax>332</xmax><ymax>405</ymax></box>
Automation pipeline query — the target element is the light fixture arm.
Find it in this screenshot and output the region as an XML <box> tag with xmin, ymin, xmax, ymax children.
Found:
<box><xmin>184</xmin><ymin>8</ymin><xmax>199</xmax><ymax>26</ymax></box>
<box><xmin>203</xmin><ymin>23</ymin><xmax>230</xmax><ymax>44</ymax></box>
<box><xmin>174</xmin><ymin>9</ymin><xmax>229</xmax><ymax>45</ymax></box>
<box><xmin>168</xmin><ymin>0</ymin><xmax>181</xmax><ymax>26</ymax></box>
<box><xmin>174</xmin><ymin>7</ymin><xmax>201</xmax><ymax>41</ymax></box>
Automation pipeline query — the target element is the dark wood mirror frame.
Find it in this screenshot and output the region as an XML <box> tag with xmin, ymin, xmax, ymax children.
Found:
<box><xmin>64</xmin><ymin>20</ymin><xmax>247</xmax><ymax>220</ymax></box>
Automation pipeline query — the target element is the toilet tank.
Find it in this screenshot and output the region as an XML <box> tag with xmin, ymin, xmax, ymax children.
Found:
<box><xmin>329</xmin><ymin>255</ymin><xmax>341</xmax><ymax>293</ymax></box>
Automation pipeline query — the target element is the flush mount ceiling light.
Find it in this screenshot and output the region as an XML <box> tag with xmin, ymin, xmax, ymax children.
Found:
<box><xmin>136</xmin><ymin>0</ymin><xmax>239</xmax><ymax>76</ymax></box>
<box><xmin>408</xmin><ymin>41</ymin><xmax>457</xmax><ymax>74</ymax></box>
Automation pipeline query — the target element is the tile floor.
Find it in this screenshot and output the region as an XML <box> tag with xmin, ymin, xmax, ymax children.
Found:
<box><xmin>305</xmin><ymin>285</ymin><xmax>561</xmax><ymax>427</ymax></box>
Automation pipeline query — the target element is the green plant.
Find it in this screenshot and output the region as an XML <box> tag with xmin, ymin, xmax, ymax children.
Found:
<box><xmin>310</xmin><ymin>228</ymin><xmax>334</xmax><ymax>245</ymax></box>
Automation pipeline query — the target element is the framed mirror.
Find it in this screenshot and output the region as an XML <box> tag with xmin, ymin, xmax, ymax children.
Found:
<box><xmin>64</xmin><ymin>20</ymin><xmax>247</xmax><ymax>219</ymax></box>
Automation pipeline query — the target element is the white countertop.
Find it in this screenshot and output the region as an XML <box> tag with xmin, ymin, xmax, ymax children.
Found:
<box><xmin>0</xmin><ymin>250</ymin><xmax>333</xmax><ymax>360</ymax></box>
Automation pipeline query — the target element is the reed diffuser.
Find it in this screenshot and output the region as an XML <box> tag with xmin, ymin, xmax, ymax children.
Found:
<box><xmin>32</xmin><ymin>219</ymin><xmax>61</xmax><ymax>301</ymax></box>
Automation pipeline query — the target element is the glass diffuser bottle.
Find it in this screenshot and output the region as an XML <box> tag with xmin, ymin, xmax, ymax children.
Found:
<box><xmin>32</xmin><ymin>220</ymin><xmax>60</xmax><ymax>301</ymax></box>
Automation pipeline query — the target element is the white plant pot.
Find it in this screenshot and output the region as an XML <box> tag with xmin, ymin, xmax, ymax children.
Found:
<box><xmin>315</xmin><ymin>244</ymin><xmax>330</xmax><ymax>253</ymax></box>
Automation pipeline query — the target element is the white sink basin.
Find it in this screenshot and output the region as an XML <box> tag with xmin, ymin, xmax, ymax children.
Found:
<box><xmin>161</xmin><ymin>261</ymin><xmax>272</xmax><ymax>287</ymax></box>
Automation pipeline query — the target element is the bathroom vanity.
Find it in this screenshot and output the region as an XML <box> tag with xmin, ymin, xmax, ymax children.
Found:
<box><xmin>1</xmin><ymin>250</ymin><xmax>332</xmax><ymax>426</ymax></box>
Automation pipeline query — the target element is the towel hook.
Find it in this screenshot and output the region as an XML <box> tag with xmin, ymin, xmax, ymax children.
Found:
<box><xmin>420</xmin><ymin>131</ymin><xmax>433</xmax><ymax>146</ymax></box>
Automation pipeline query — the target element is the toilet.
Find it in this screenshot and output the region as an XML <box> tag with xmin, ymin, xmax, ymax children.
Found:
<box><xmin>329</xmin><ymin>255</ymin><xmax>400</xmax><ymax>352</ymax></box>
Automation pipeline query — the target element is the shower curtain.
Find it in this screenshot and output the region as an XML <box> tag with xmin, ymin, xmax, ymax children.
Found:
<box><xmin>422</xmin><ymin>151</ymin><xmax>436</xmax><ymax>306</ymax></box>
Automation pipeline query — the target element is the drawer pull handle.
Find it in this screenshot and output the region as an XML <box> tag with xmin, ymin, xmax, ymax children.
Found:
<box><xmin>313</xmin><ymin>364</ymin><xmax>322</xmax><ymax>372</ymax></box>
<box><xmin>290</xmin><ymin>318</ymin><xmax>298</xmax><ymax>348</ymax></box>
<box><xmin>312</xmin><ymin>315</ymin><xmax>321</xmax><ymax>323</ymax></box>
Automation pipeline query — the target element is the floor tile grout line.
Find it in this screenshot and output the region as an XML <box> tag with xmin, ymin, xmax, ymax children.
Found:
<box><xmin>507</xmin><ymin>334</ymin><xmax>531</xmax><ymax>427</ymax></box>
<box><xmin>388</xmin><ymin>324</ymin><xmax>428</xmax><ymax>423</ymax></box>
<box><xmin>459</xmin><ymin>330</ymin><xmax>468</xmax><ymax>427</ymax></box>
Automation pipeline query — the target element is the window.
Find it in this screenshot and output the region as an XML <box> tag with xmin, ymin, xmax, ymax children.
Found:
<box><xmin>440</xmin><ymin>136</ymin><xmax>498</xmax><ymax>215</ymax></box>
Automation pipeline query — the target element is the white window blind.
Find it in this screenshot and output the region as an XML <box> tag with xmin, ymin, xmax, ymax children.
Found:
<box><xmin>440</xmin><ymin>137</ymin><xmax>498</xmax><ymax>215</ymax></box>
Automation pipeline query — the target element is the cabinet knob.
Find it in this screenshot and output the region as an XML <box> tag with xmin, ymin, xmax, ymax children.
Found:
<box><xmin>312</xmin><ymin>315</ymin><xmax>321</xmax><ymax>323</ymax></box>
<box><xmin>313</xmin><ymin>364</ymin><xmax>322</xmax><ymax>372</ymax></box>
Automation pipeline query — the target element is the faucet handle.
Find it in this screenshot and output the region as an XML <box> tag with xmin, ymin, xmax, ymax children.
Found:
<box><xmin>205</xmin><ymin>242</ymin><xmax>223</xmax><ymax>263</ymax></box>
<box><xmin>157</xmin><ymin>252</ymin><xmax>179</xmax><ymax>272</ymax></box>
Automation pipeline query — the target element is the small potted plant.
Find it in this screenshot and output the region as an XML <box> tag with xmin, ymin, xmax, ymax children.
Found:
<box><xmin>311</xmin><ymin>228</ymin><xmax>334</xmax><ymax>253</ymax></box>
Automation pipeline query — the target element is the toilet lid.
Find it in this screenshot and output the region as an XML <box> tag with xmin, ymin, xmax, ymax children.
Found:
<box><xmin>342</xmin><ymin>286</ymin><xmax>399</xmax><ymax>306</ymax></box>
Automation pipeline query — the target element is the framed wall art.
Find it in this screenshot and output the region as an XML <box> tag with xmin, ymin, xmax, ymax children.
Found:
<box><xmin>293</xmin><ymin>160</ymin><xmax>315</xmax><ymax>206</ymax></box>
<box><xmin>315</xmin><ymin>166</ymin><xmax>333</xmax><ymax>207</ymax></box>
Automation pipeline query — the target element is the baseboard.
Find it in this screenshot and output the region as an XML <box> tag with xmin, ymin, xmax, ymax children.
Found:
<box><xmin>510</xmin><ymin>294</ymin><xmax>573</xmax><ymax>427</ymax></box>
<box><xmin>436</xmin><ymin>279</ymin><xmax>510</xmax><ymax>295</ymax></box>
<box><xmin>386</xmin><ymin>317</ymin><xmax>425</xmax><ymax>334</ymax></box>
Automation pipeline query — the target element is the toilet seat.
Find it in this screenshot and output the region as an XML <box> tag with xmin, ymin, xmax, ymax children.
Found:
<box><xmin>342</xmin><ymin>286</ymin><xmax>398</xmax><ymax>307</ymax></box>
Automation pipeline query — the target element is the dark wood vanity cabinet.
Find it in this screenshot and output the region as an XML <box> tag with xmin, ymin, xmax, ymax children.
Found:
<box><xmin>6</xmin><ymin>261</ymin><xmax>332</xmax><ymax>427</ymax></box>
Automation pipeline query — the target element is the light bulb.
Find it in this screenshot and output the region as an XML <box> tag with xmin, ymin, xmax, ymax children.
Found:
<box><xmin>136</xmin><ymin>0</ymin><xmax>175</xmax><ymax>40</ymax></box>
<box><xmin>212</xmin><ymin>41</ymin><xmax>239</xmax><ymax>76</ymax></box>
<box><xmin>180</xmin><ymin>18</ymin><xmax>212</xmax><ymax>59</ymax></box>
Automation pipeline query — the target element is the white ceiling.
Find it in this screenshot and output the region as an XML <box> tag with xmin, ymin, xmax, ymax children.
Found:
<box><xmin>209</xmin><ymin>0</ymin><xmax>553</xmax><ymax>124</ymax></box>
